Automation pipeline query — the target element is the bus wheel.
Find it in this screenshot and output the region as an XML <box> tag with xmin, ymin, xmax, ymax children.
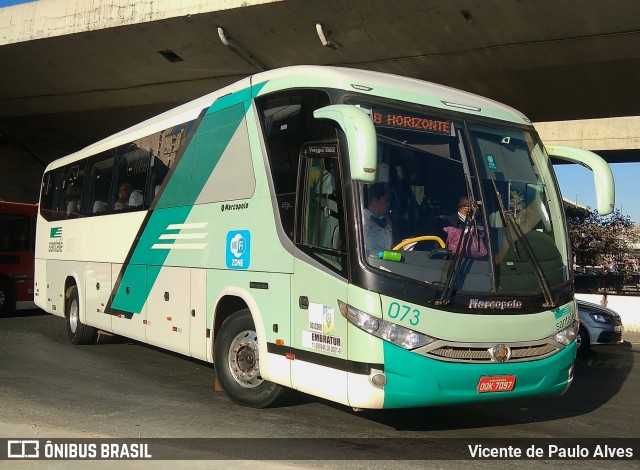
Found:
<box><xmin>214</xmin><ymin>309</ymin><xmax>288</xmax><ymax>408</ymax></box>
<box><xmin>66</xmin><ymin>286</ymin><xmax>97</xmax><ymax>345</ymax></box>
<box><xmin>0</xmin><ymin>279</ymin><xmax>14</xmax><ymax>314</ymax></box>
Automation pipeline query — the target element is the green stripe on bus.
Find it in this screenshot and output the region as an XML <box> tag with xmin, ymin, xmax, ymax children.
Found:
<box><xmin>111</xmin><ymin>84</ymin><xmax>260</xmax><ymax>315</ymax></box>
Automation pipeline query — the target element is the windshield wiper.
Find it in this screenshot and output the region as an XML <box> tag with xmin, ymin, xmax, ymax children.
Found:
<box><xmin>435</xmin><ymin>203</ymin><xmax>479</xmax><ymax>306</ymax></box>
<box><xmin>489</xmin><ymin>180</ymin><xmax>556</xmax><ymax>308</ymax></box>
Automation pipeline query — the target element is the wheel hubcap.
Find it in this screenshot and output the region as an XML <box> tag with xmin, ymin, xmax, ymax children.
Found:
<box><xmin>69</xmin><ymin>299</ymin><xmax>79</xmax><ymax>333</ymax></box>
<box><xmin>228</xmin><ymin>329</ymin><xmax>263</xmax><ymax>388</ymax></box>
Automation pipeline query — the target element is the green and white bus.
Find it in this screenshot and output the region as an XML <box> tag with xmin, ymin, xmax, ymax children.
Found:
<box><xmin>35</xmin><ymin>66</ymin><xmax>614</xmax><ymax>409</ymax></box>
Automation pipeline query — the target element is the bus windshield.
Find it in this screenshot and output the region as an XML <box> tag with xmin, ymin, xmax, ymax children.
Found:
<box><xmin>355</xmin><ymin>105</ymin><xmax>569</xmax><ymax>300</ymax></box>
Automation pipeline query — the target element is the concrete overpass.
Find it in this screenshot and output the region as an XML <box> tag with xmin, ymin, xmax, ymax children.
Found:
<box><xmin>1</xmin><ymin>0</ymin><xmax>640</xmax><ymax>202</ymax></box>
<box><xmin>535</xmin><ymin>116</ymin><xmax>640</xmax><ymax>163</ymax></box>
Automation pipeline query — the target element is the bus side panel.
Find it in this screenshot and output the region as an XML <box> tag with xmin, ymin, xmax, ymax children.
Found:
<box><xmin>111</xmin><ymin>263</ymin><xmax>146</xmax><ymax>342</ymax></box>
<box><xmin>34</xmin><ymin>255</ymin><xmax>47</xmax><ymax>311</ymax></box>
<box><xmin>146</xmin><ymin>265</ymin><xmax>190</xmax><ymax>356</ymax></box>
<box><xmin>189</xmin><ymin>268</ymin><xmax>208</xmax><ymax>361</ymax></box>
<box><xmin>345</xmin><ymin>287</ymin><xmax>386</xmax><ymax>409</ymax></box>
<box><xmin>290</xmin><ymin>257</ymin><xmax>349</xmax><ymax>406</ymax></box>
<box><xmin>191</xmin><ymin>103</ymin><xmax>256</xmax><ymax>205</ymax></box>
<box><xmin>85</xmin><ymin>262</ymin><xmax>112</xmax><ymax>332</ymax></box>
<box><xmin>207</xmin><ymin>270</ymin><xmax>292</xmax><ymax>388</ymax></box>
<box><xmin>42</xmin><ymin>260</ymin><xmax>85</xmax><ymax>318</ymax></box>
<box><xmin>45</xmin><ymin>260</ymin><xmax>66</xmax><ymax>317</ymax></box>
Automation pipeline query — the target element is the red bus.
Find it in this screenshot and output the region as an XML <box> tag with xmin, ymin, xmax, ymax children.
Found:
<box><xmin>0</xmin><ymin>201</ymin><xmax>37</xmax><ymax>313</ymax></box>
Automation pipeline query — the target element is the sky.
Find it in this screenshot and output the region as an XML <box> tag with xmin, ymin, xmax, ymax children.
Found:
<box><xmin>0</xmin><ymin>1</ymin><xmax>35</xmax><ymax>8</ymax></box>
<box><xmin>554</xmin><ymin>162</ymin><xmax>640</xmax><ymax>223</ymax></box>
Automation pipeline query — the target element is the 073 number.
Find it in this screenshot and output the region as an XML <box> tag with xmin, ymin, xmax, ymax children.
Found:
<box><xmin>388</xmin><ymin>302</ymin><xmax>421</xmax><ymax>326</ymax></box>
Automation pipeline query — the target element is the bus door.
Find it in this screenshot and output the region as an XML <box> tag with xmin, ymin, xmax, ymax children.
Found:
<box><xmin>291</xmin><ymin>144</ymin><xmax>350</xmax><ymax>403</ymax></box>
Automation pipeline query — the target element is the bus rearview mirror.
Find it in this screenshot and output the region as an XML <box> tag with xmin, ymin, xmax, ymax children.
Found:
<box><xmin>313</xmin><ymin>105</ymin><xmax>377</xmax><ymax>182</ymax></box>
<box><xmin>546</xmin><ymin>144</ymin><xmax>615</xmax><ymax>215</ymax></box>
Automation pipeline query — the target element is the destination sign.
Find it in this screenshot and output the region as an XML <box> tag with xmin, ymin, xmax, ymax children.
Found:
<box><xmin>373</xmin><ymin>111</ymin><xmax>451</xmax><ymax>135</ymax></box>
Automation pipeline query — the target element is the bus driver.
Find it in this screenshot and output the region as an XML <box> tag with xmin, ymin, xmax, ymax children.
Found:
<box><xmin>362</xmin><ymin>183</ymin><xmax>393</xmax><ymax>256</ymax></box>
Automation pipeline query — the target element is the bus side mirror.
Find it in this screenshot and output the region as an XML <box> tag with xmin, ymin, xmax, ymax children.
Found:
<box><xmin>546</xmin><ymin>144</ymin><xmax>615</xmax><ymax>215</ymax></box>
<box><xmin>313</xmin><ymin>105</ymin><xmax>377</xmax><ymax>182</ymax></box>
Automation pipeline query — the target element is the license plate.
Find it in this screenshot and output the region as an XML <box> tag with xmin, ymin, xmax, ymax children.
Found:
<box><xmin>614</xmin><ymin>326</ymin><xmax>622</xmax><ymax>332</ymax></box>
<box><xmin>477</xmin><ymin>375</ymin><xmax>516</xmax><ymax>393</ymax></box>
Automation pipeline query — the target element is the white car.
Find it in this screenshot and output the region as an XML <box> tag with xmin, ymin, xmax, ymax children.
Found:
<box><xmin>576</xmin><ymin>300</ymin><xmax>624</xmax><ymax>353</ymax></box>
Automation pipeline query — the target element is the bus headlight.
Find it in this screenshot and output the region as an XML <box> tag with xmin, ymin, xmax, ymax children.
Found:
<box><xmin>554</xmin><ymin>320</ymin><xmax>579</xmax><ymax>346</ymax></box>
<box><xmin>338</xmin><ymin>300</ymin><xmax>435</xmax><ymax>350</ymax></box>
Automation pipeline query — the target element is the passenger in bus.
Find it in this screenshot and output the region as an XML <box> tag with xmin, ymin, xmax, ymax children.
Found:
<box><xmin>114</xmin><ymin>182</ymin><xmax>132</xmax><ymax>210</ymax></box>
<box><xmin>92</xmin><ymin>200</ymin><xmax>108</xmax><ymax>213</ymax></box>
<box><xmin>442</xmin><ymin>196</ymin><xmax>487</xmax><ymax>258</ymax></box>
<box><xmin>128</xmin><ymin>189</ymin><xmax>144</xmax><ymax>208</ymax></box>
<box><xmin>64</xmin><ymin>184</ymin><xmax>82</xmax><ymax>218</ymax></box>
<box><xmin>362</xmin><ymin>183</ymin><xmax>393</xmax><ymax>256</ymax></box>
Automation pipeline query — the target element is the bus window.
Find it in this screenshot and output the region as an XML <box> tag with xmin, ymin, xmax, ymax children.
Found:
<box><xmin>86</xmin><ymin>151</ymin><xmax>115</xmax><ymax>215</ymax></box>
<box><xmin>61</xmin><ymin>164</ymin><xmax>86</xmax><ymax>218</ymax></box>
<box><xmin>114</xmin><ymin>146</ymin><xmax>151</xmax><ymax>211</ymax></box>
<box><xmin>299</xmin><ymin>145</ymin><xmax>346</xmax><ymax>273</ymax></box>
<box><xmin>256</xmin><ymin>90</ymin><xmax>334</xmax><ymax>240</ymax></box>
<box><xmin>144</xmin><ymin>122</ymin><xmax>191</xmax><ymax>205</ymax></box>
<box><xmin>158</xmin><ymin>122</ymin><xmax>194</xmax><ymax>170</ymax></box>
<box><xmin>40</xmin><ymin>169</ymin><xmax>65</xmax><ymax>221</ymax></box>
<box><xmin>149</xmin><ymin>156</ymin><xmax>169</xmax><ymax>204</ymax></box>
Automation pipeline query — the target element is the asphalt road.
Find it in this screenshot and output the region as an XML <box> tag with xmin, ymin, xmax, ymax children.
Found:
<box><xmin>1</xmin><ymin>309</ymin><xmax>639</xmax><ymax>468</ymax></box>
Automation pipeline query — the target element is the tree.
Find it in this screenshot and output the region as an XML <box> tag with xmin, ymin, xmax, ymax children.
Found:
<box><xmin>566</xmin><ymin>206</ymin><xmax>637</xmax><ymax>270</ymax></box>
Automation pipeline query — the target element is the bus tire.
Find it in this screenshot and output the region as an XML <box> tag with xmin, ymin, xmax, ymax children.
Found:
<box><xmin>66</xmin><ymin>286</ymin><xmax>97</xmax><ymax>345</ymax></box>
<box><xmin>214</xmin><ymin>309</ymin><xmax>289</xmax><ymax>408</ymax></box>
<box><xmin>0</xmin><ymin>279</ymin><xmax>15</xmax><ymax>314</ymax></box>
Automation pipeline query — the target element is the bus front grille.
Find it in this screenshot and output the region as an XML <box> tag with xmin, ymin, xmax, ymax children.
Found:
<box><xmin>419</xmin><ymin>341</ymin><xmax>560</xmax><ymax>363</ymax></box>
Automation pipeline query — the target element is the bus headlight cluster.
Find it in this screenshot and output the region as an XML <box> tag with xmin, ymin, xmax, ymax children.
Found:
<box><xmin>338</xmin><ymin>300</ymin><xmax>435</xmax><ymax>350</ymax></box>
<box><xmin>554</xmin><ymin>320</ymin><xmax>579</xmax><ymax>346</ymax></box>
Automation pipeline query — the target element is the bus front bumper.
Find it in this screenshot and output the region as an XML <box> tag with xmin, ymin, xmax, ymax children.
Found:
<box><xmin>380</xmin><ymin>341</ymin><xmax>576</xmax><ymax>408</ymax></box>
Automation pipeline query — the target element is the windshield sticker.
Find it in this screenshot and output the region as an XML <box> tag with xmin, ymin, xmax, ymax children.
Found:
<box><xmin>485</xmin><ymin>154</ymin><xmax>497</xmax><ymax>170</ymax></box>
<box><xmin>226</xmin><ymin>230</ymin><xmax>250</xmax><ymax>270</ymax></box>
<box><xmin>308</xmin><ymin>302</ymin><xmax>335</xmax><ymax>334</ymax></box>
<box><xmin>302</xmin><ymin>144</ymin><xmax>338</xmax><ymax>157</ymax></box>
<box><xmin>373</xmin><ymin>111</ymin><xmax>451</xmax><ymax>134</ymax></box>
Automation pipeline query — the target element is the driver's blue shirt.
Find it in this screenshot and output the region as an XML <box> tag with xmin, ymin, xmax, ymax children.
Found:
<box><xmin>362</xmin><ymin>208</ymin><xmax>392</xmax><ymax>256</ymax></box>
